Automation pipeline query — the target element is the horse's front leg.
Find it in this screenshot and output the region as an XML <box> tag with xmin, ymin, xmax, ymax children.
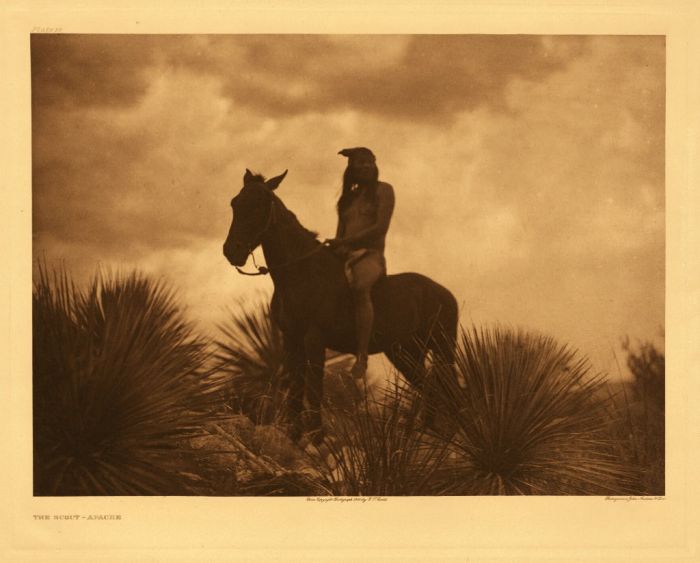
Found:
<box><xmin>283</xmin><ymin>335</ymin><xmax>306</xmax><ymax>443</ymax></box>
<box><xmin>303</xmin><ymin>327</ymin><xmax>326</xmax><ymax>446</ymax></box>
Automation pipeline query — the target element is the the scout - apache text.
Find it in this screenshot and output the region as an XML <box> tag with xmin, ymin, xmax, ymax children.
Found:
<box><xmin>34</xmin><ymin>514</ymin><xmax>123</xmax><ymax>520</ymax></box>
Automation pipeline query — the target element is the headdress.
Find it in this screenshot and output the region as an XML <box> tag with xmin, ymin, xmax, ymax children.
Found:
<box><xmin>338</xmin><ymin>147</ymin><xmax>376</xmax><ymax>161</ymax></box>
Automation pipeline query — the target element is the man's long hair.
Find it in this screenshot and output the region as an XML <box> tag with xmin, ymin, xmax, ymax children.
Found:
<box><xmin>336</xmin><ymin>150</ymin><xmax>379</xmax><ymax>215</ymax></box>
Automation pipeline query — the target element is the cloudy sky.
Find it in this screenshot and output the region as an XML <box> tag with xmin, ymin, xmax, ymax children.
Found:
<box><xmin>31</xmin><ymin>34</ymin><xmax>665</xmax><ymax>378</ymax></box>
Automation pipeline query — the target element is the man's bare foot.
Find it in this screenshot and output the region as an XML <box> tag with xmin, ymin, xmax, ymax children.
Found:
<box><xmin>350</xmin><ymin>356</ymin><xmax>368</xmax><ymax>379</ymax></box>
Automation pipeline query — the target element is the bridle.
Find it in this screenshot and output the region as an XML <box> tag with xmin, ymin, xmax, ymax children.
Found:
<box><xmin>234</xmin><ymin>196</ymin><xmax>324</xmax><ymax>277</ymax></box>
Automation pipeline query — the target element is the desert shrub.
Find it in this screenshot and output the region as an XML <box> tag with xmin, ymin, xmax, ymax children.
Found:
<box><xmin>604</xmin><ymin>337</ymin><xmax>665</xmax><ymax>495</ymax></box>
<box><xmin>33</xmin><ymin>265</ymin><xmax>222</xmax><ymax>495</ymax></box>
<box><xmin>316</xmin><ymin>378</ymin><xmax>456</xmax><ymax>496</ymax></box>
<box><xmin>214</xmin><ymin>301</ymin><xmax>288</xmax><ymax>425</ymax></box>
<box><xmin>431</xmin><ymin>326</ymin><xmax>636</xmax><ymax>495</ymax></box>
<box><xmin>188</xmin><ymin>415</ymin><xmax>327</xmax><ymax>496</ymax></box>
<box><xmin>623</xmin><ymin>336</ymin><xmax>665</xmax><ymax>411</ymax></box>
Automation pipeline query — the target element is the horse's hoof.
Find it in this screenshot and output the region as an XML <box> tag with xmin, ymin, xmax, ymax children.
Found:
<box><xmin>350</xmin><ymin>358</ymin><xmax>368</xmax><ymax>380</ymax></box>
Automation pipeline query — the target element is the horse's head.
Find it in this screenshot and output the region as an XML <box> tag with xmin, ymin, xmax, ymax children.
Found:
<box><xmin>223</xmin><ymin>168</ymin><xmax>288</xmax><ymax>266</ymax></box>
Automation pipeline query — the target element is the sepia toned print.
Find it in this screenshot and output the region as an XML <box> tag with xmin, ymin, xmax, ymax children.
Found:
<box><xmin>31</xmin><ymin>34</ymin><xmax>664</xmax><ymax>496</ymax></box>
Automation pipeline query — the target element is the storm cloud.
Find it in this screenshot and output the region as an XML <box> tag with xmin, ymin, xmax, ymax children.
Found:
<box><xmin>31</xmin><ymin>34</ymin><xmax>589</xmax><ymax>118</ymax></box>
<box><xmin>31</xmin><ymin>34</ymin><xmax>665</xmax><ymax>375</ymax></box>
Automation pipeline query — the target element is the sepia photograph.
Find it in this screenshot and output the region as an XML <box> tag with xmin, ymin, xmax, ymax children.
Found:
<box><xmin>6</xmin><ymin>0</ymin><xmax>700</xmax><ymax>559</ymax></box>
<box><xmin>30</xmin><ymin>33</ymin><xmax>666</xmax><ymax>498</ymax></box>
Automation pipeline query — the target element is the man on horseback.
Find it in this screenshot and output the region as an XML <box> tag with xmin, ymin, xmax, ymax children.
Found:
<box><xmin>324</xmin><ymin>147</ymin><xmax>395</xmax><ymax>380</ymax></box>
<box><xmin>224</xmin><ymin>160</ymin><xmax>456</xmax><ymax>441</ymax></box>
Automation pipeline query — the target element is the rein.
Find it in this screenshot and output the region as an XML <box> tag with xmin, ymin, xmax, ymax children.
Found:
<box><xmin>235</xmin><ymin>199</ymin><xmax>324</xmax><ymax>277</ymax></box>
<box><xmin>236</xmin><ymin>245</ymin><xmax>325</xmax><ymax>276</ymax></box>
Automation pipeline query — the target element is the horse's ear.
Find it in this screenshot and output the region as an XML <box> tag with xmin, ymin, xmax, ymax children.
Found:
<box><xmin>265</xmin><ymin>170</ymin><xmax>288</xmax><ymax>191</ymax></box>
<box><xmin>244</xmin><ymin>169</ymin><xmax>255</xmax><ymax>184</ymax></box>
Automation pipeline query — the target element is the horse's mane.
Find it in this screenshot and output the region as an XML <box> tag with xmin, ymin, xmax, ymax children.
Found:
<box><xmin>273</xmin><ymin>193</ymin><xmax>320</xmax><ymax>241</ymax></box>
<box><xmin>248</xmin><ymin>171</ymin><xmax>319</xmax><ymax>241</ymax></box>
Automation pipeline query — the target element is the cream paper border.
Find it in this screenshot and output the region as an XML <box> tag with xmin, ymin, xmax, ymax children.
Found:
<box><xmin>2</xmin><ymin>1</ymin><xmax>698</xmax><ymax>561</ymax></box>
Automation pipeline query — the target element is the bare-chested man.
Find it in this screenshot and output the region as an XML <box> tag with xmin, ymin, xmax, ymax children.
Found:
<box><xmin>324</xmin><ymin>147</ymin><xmax>395</xmax><ymax>379</ymax></box>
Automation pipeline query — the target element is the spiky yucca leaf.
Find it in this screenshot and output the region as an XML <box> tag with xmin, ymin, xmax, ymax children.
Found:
<box><xmin>33</xmin><ymin>264</ymin><xmax>221</xmax><ymax>495</ymax></box>
<box><xmin>316</xmin><ymin>378</ymin><xmax>456</xmax><ymax>496</ymax></box>
<box><xmin>432</xmin><ymin>326</ymin><xmax>636</xmax><ymax>495</ymax></box>
<box><xmin>214</xmin><ymin>301</ymin><xmax>288</xmax><ymax>425</ymax></box>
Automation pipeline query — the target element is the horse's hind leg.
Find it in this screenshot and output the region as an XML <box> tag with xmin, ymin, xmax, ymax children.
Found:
<box><xmin>384</xmin><ymin>339</ymin><xmax>428</xmax><ymax>388</ymax></box>
<box><xmin>431</xmin><ymin>295</ymin><xmax>458</xmax><ymax>378</ymax></box>
<box><xmin>424</xmin><ymin>308</ymin><xmax>460</xmax><ymax>435</ymax></box>
<box><xmin>385</xmin><ymin>338</ymin><xmax>443</xmax><ymax>429</ymax></box>
<box><xmin>385</xmin><ymin>339</ymin><xmax>437</xmax><ymax>427</ymax></box>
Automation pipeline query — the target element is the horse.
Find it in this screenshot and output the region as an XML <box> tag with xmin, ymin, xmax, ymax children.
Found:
<box><xmin>223</xmin><ymin>169</ymin><xmax>458</xmax><ymax>444</ymax></box>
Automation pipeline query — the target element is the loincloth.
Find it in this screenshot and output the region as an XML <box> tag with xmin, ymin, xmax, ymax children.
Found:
<box><xmin>344</xmin><ymin>248</ymin><xmax>386</xmax><ymax>288</ymax></box>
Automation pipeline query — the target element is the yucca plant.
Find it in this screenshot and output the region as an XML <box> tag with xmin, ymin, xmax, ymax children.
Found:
<box><xmin>430</xmin><ymin>326</ymin><xmax>636</xmax><ymax>495</ymax></box>
<box><xmin>214</xmin><ymin>300</ymin><xmax>288</xmax><ymax>425</ymax></box>
<box><xmin>33</xmin><ymin>264</ymin><xmax>223</xmax><ymax>495</ymax></box>
<box><xmin>603</xmin><ymin>337</ymin><xmax>665</xmax><ymax>495</ymax></box>
<box><xmin>314</xmin><ymin>377</ymin><xmax>457</xmax><ymax>496</ymax></box>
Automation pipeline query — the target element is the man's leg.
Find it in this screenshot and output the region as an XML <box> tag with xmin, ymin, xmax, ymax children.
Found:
<box><xmin>349</xmin><ymin>254</ymin><xmax>384</xmax><ymax>379</ymax></box>
<box><xmin>350</xmin><ymin>288</ymin><xmax>373</xmax><ymax>378</ymax></box>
